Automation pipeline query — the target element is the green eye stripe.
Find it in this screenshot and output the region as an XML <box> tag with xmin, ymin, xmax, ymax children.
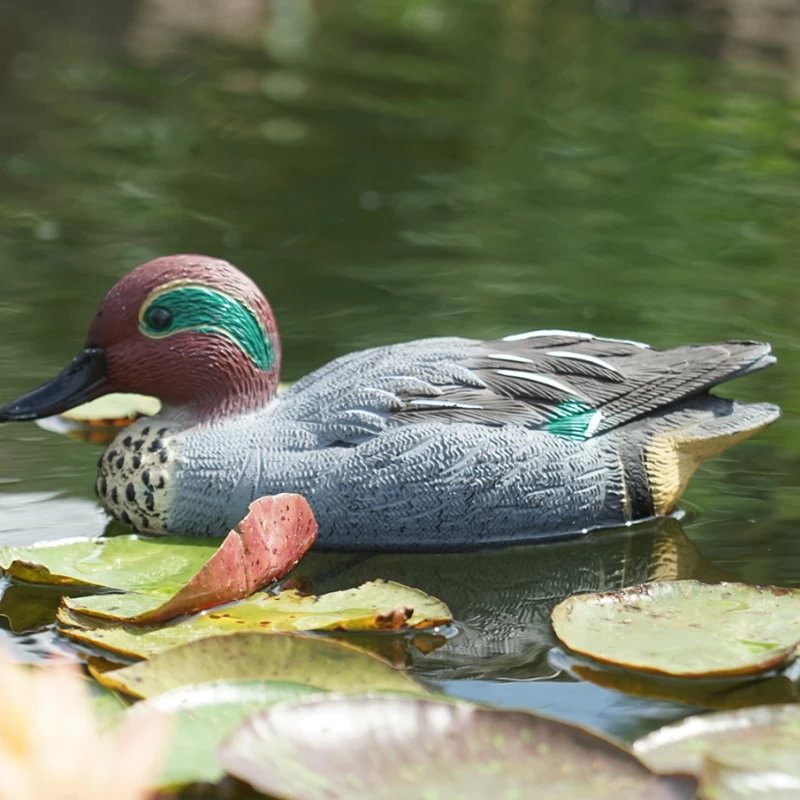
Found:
<box><xmin>140</xmin><ymin>286</ymin><xmax>273</xmax><ymax>371</ymax></box>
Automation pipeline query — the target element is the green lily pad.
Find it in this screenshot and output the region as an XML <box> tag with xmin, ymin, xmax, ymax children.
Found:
<box><xmin>93</xmin><ymin>632</ymin><xmax>424</xmax><ymax>698</ymax></box>
<box><xmin>0</xmin><ymin>535</ymin><xmax>219</xmax><ymax>590</ymax></box>
<box><xmin>58</xmin><ymin>580</ymin><xmax>451</xmax><ymax>659</ymax></box>
<box><xmin>1</xmin><ymin>495</ymin><xmax>317</xmax><ymax>623</ymax></box>
<box><xmin>218</xmin><ymin>694</ymin><xmax>697</xmax><ymax>800</ymax></box>
<box><xmin>634</xmin><ymin>704</ymin><xmax>800</xmax><ymax>778</ymax></box>
<box><xmin>128</xmin><ymin>680</ymin><xmax>321</xmax><ymax>789</ymax></box>
<box><xmin>551</xmin><ymin>581</ymin><xmax>800</xmax><ymax>678</ymax></box>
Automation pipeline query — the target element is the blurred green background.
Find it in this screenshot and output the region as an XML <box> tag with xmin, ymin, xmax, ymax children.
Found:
<box><xmin>0</xmin><ymin>0</ymin><xmax>799</xmax><ymax>739</ymax></box>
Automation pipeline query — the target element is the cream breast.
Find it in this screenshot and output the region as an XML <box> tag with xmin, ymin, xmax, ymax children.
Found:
<box><xmin>95</xmin><ymin>417</ymin><xmax>176</xmax><ymax>534</ymax></box>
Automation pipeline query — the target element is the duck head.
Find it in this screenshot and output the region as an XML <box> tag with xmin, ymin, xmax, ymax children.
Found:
<box><xmin>0</xmin><ymin>255</ymin><xmax>281</xmax><ymax>422</ymax></box>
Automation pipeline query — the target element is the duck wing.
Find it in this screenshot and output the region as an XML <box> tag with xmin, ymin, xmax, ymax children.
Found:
<box><xmin>275</xmin><ymin>331</ymin><xmax>774</xmax><ymax>444</ymax></box>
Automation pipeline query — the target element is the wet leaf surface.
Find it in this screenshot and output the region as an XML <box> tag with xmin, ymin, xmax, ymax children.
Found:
<box><xmin>59</xmin><ymin>580</ymin><xmax>451</xmax><ymax>659</ymax></box>
<box><xmin>218</xmin><ymin>694</ymin><xmax>697</xmax><ymax>800</ymax></box>
<box><xmin>552</xmin><ymin>581</ymin><xmax>800</xmax><ymax>678</ymax></box>
<box><xmin>0</xmin><ymin>536</ymin><xmax>220</xmax><ymax>591</ymax></box>
<box><xmin>634</xmin><ymin>704</ymin><xmax>800</xmax><ymax>777</ymax></box>
<box><xmin>128</xmin><ymin>680</ymin><xmax>321</xmax><ymax>789</ymax></box>
<box><xmin>92</xmin><ymin>632</ymin><xmax>425</xmax><ymax>698</ymax></box>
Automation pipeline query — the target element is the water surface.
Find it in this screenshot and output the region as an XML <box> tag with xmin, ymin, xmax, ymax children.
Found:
<box><xmin>0</xmin><ymin>0</ymin><xmax>799</xmax><ymax>743</ymax></box>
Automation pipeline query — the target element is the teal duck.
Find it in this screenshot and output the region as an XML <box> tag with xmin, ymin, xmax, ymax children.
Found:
<box><xmin>0</xmin><ymin>255</ymin><xmax>779</xmax><ymax>550</ymax></box>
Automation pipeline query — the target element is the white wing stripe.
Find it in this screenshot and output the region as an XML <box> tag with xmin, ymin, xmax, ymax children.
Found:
<box><xmin>545</xmin><ymin>350</ymin><xmax>623</xmax><ymax>374</ymax></box>
<box><xmin>495</xmin><ymin>370</ymin><xmax>577</xmax><ymax>396</ymax></box>
<box><xmin>408</xmin><ymin>399</ymin><xmax>484</xmax><ymax>410</ymax></box>
<box><xmin>502</xmin><ymin>329</ymin><xmax>594</xmax><ymax>342</ymax></box>
<box><xmin>485</xmin><ymin>352</ymin><xmax>534</xmax><ymax>364</ymax></box>
<box><xmin>502</xmin><ymin>329</ymin><xmax>650</xmax><ymax>349</ymax></box>
<box><xmin>584</xmin><ymin>410</ymin><xmax>603</xmax><ymax>437</ymax></box>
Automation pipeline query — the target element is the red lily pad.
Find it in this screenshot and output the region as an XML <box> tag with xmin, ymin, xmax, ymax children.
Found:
<box><xmin>110</xmin><ymin>494</ymin><xmax>317</xmax><ymax>624</ymax></box>
<box><xmin>0</xmin><ymin>494</ymin><xmax>317</xmax><ymax>624</ymax></box>
<box><xmin>218</xmin><ymin>694</ymin><xmax>697</xmax><ymax>800</ymax></box>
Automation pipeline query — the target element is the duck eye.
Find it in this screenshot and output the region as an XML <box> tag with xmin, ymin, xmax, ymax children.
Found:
<box><xmin>145</xmin><ymin>306</ymin><xmax>172</xmax><ymax>331</ymax></box>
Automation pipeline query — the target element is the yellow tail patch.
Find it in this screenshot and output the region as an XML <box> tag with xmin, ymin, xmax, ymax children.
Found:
<box><xmin>645</xmin><ymin>425</ymin><xmax>768</xmax><ymax>515</ymax></box>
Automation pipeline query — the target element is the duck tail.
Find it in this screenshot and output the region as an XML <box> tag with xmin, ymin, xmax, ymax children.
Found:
<box><xmin>638</xmin><ymin>396</ymin><xmax>780</xmax><ymax>516</ymax></box>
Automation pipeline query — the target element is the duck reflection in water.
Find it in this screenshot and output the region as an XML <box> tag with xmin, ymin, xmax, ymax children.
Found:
<box><xmin>287</xmin><ymin>516</ymin><xmax>731</xmax><ymax>681</ymax></box>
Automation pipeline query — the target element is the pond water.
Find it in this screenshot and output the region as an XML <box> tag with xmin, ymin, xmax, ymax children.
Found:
<box><xmin>0</xmin><ymin>0</ymin><xmax>799</xmax><ymax>746</ymax></box>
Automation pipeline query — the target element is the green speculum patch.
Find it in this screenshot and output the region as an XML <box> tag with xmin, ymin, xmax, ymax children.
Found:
<box><xmin>547</xmin><ymin>399</ymin><xmax>601</xmax><ymax>440</ymax></box>
<box><xmin>141</xmin><ymin>286</ymin><xmax>273</xmax><ymax>371</ymax></box>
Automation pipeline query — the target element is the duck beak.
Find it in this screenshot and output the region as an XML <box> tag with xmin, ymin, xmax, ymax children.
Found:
<box><xmin>0</xmin><ymin>347</ymin><xmax>110</xmax><ymax>422</ymax></box>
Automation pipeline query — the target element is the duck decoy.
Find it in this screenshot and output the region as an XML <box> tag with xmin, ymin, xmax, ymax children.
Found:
<box><xmin>0</xmin><ymin>255</ymin><xmax>779</xmax><ymax>550</ymax></box>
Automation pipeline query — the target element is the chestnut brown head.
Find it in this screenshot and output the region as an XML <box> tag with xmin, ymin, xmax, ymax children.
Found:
<box><xmin>0</xmin><ymin>255</ymin><xmax>281</xmax><ymax>422</ymax></box>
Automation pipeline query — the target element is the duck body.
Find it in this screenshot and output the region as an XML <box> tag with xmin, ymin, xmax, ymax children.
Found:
<box><xmin>0</xmin><ymin>256</ymin><xmax>779</xmax><ymax>550</ymax></box>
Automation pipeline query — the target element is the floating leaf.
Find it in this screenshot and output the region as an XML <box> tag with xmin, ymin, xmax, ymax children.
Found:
<box><xmin>634</xmin><ymin>705</ymin><xmax>800</xmax><ymax>778</ymax></box>
<box><xmin>61</xmin><ymin>394</ymin><xmax>161</xmax><ymax>422</ymax></box>
<box><xmin>552</xmin><ymin>581</ymin><xmax>800</xmax><ymax>678</ymax></box>
<box><xmin>218</xmin><ymin>694</ymin><xmax>697</xmax><ymax>800</ymax></box>
<box><xmin>0</xmin><ymin>536</ymin><xmax>219</xmax><ymax>590</ymax></box>
<box><xmin>59</xmin><ymin>580</ymin><xmax>451</xmax><ymax>658</ymax></box>
<box><xmin>128</xmin><ymin>680</ymin><xmax>321</xmax><ymax>789</ymax></box>
<box><xmin>93</xmin><ymin>632</ymin><xmax>424</xmax><ymax>698</ymax></box>
<box><xmin>2</xmin><ymin>495</ymin><xmax>317</xmax><ymax>623</ymax></box>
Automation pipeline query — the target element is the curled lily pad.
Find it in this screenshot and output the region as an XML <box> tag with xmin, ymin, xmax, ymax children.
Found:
<box><xmin>112</xmin><ymin>494</ymin><xmax>317</xmax><ymax>623</ymax></box>
<box><xmin>1</xmin><ymin>495</ymin><xmax>316</xmax><ymax>623</ymax></box>
<box><xmin>58</xmin><ymin>580</ymin><xmax>451</xmax><ymax>659</ymax></box>
<box><xmin>218</xmin><ymin>694</ymin><xmax>697</xmax><ymax>800</ymax></box>
<box><xmin>634</xmin><ymin>704</ymin><xmax>800</xmax><ymax>778</ymax></box>
<box><xmin>92</xmin><ymin>632</ymin><xmax>424</xmax><ymax>698</ymax></box>
<box><xmin>552</xmin><ymin>581</ymin><xmax>800</xmax><ymax>678</ymax></box>
<box><xmin>128</xmin><ymin>680</ymin><xmax>321</xmax><ymax>789</ymax></box>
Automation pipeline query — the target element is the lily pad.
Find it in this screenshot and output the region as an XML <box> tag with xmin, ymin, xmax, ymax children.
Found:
<box><xmin>92</xmin><ymin>632</ymin><xmax>424</xmax><ymax>698</ymax></box>
<box><xmin>218</xmin><ymin>694</ymin><xmax>697</xmax><ymax>800</ymax></box>
<box><xmin>1</xmin><ymin>495</ymin><xmax>317</xmax><ymax>623</ymax></box>
<box><xmin>61</xmin><ymin>393</ymin><xmax>162</xmax><ymax>422</ymax></box>
<box><xmin>634</xmin><ymin>704</ymin><xmax>800</xmax><ymax>778</ymax></box>
<box><xmin>0</xmin><ymin>536</ymin><xmax>220</xmax><ymax>590</ymax></box>
<box><xmin>128</xmin><ymin>680</ymin><xmax>321</xmax><ymax>789</ymax></box>
<box><xmin>58</xmin><ymin>580</ymin><xmax>451</xmax><ymax>659</ymax></box>
<box><xmin>551</xmin><ymin>581</ymin><xmax>800</xmax><ymax>678</ymax></box>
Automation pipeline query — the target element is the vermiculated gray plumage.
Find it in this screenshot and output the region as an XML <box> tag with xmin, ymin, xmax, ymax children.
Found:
<box><xmin>98</xmin><ymin>331</ymin><xmax>778</xmax><ymax>549</ymax></box>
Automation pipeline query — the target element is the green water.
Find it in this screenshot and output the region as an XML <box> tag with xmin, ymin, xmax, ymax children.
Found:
<box><xmin>0</xmin><ymin>0</ymin><xmax>799</xmax><ymax>743</ymax></box>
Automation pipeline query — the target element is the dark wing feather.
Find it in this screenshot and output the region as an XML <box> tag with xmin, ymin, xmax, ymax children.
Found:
<box><xmin>393</xmin><ymin>331</ymin><xmax>774</xmax><ymax>436</ymax></box>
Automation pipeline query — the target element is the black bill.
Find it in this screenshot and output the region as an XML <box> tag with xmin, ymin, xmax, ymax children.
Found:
<box><xmin>0</xmin><ymin>347</ymin><xmax>109</xmax><ymax>422</ymax></box>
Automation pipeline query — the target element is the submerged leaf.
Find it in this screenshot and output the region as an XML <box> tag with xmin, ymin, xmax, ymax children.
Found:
<box><xmin>563</xmin><ymin>655</ymin><xmax>800</xmax><ymax>711</ymax></box>
<box><xmin>92</xmin><ymin>632</ymin><xmax>424</xmax><ymax>698</ymax></box>
<box><xmin>128</xmin><ymin>680</ymin><xmax>321</xmax><ymax>789</ymax></box>
<box><xmin>552</xmin><ymin>581</ymin><xmax>800</xmax><ymax>678</ymax></box>
<box><xmin>59</xmin><ymin>580</ymin><xmax>451</xmax><ymax>658</ymax></box>
<box><xmin>2</xmin><ymin>495</ymin><xmax>317</xmax><ymax>623</ymax></box>
<box><xmin>218</xmin><ymin>694</ymin><xmax>697</xmax><ymax>800</ymax></box>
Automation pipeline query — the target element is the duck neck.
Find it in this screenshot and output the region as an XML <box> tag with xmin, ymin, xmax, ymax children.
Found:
<box><xmin>175</xmin><ymin>367</ymin><xmax>279</xmax><ymax>425</ymax></box>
